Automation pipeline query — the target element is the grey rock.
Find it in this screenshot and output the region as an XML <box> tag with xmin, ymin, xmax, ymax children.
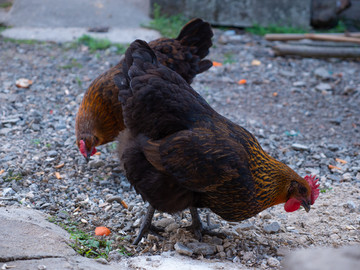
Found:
<box><xmin>343</xmin><ymin>201</ymin><xmax>356</xmax><ymax>212</ymax></box>
<box><xmin>293</xmin><ymin>81</ymin><xmax>306</xmax><ymax>87</ymax></box>
<box><xmin>283</xmin><ymin>245</ymin><xmax>360</xmax><ymax>270</ymax></box>
<box><xmin>165</xmin><ymin>222</ymin><xmax>180</xmax><ymax>233</ymax></box>
<box><xmin>315</xmin><ymin>83</ymin><xmax>333</xmax><ymax>92</ymax></box>
<box><xmin>263</xmin><ymin>222</ymin><xmax>281</xmax><ymax>233</ymax></box>
<box><xmin>153</xmin><ymin>218</ymin><xmax>175</xmax><ymax>228</ymax></box>
<box><xmin>235</xmin><ymin>222</ymin><xmax>254</xmax><ymax>233</ymax></box>
<box><xmin>174</xmin><ymin>242</ymin><xmax>193</xmax><ymax>256</ymax></box>
<box><xmin>0</xmin><ymin>128</ymin><xmax>12</xmax><ymax>136</ymax></box>
<box><xmin>88</xmin><ymin>160</ymin><xmax>106</xmax><ymax>169</ymax></box>
<box><xmin>292</xmin><ymin>143</ymin><xmax>310</xmax><ymax>151</ymax></box>
<box><xmin>47</xmin><ymin>150</ymin><xmax>58</xmax><ymax>157</ymax></box>
<box><xmin>267</xmin><ymin>257</ymin><xmax>280</xmax><ymax>267</ymax></box>
<box><xmin>187</xmin><ymin>242</ymin><xmax>216</xmax><ymax>256</ymax></box>
<box><xmin>314</xmin><ymin>67</ymin><xmax>332</xmax><ymax>80</ymax></box>
<box><xmin>2</xmin><ymin>187</ymin><xmax>16</xmax><ymax>197</ymax></box>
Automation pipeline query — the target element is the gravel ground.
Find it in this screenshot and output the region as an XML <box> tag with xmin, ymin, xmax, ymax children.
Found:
<box><xmin>1</xmin><ymin>30</ymin><xmax>360</xmax><ymax>269</ymax></box>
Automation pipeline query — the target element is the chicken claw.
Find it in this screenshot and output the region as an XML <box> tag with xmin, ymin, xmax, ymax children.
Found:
<box><xmin>132</xmin><ymin>205</ymin><xmax>164</xmax><ymax>245</ymax></box>
<box><xmin>188</xmin><ymin>207</ymin><xmax>226</xmax><ymax>241</ymax></box>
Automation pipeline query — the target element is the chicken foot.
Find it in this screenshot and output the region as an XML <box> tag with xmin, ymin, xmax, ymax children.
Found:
<box><xmin>132</xmin><ymin>205</ymin><xmax>164</xmax><ymax>245</ymax></box>
<box><xmin>188</xmin><ymin>207</ymin><xmax>226</xmax><ymax>241</ymax></box>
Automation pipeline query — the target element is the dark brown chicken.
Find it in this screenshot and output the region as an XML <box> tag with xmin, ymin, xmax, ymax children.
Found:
<box><xmin>75</xmin><ymin>18</ymin><xmax>213</xmax><ymax>160</ymax></box>
<box><xmin>117</xmin><ymin>40</ymin><xmax>320</xmax><ymax>245</ymax></box>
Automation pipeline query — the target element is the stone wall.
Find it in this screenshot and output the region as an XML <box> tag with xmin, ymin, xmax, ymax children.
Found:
<box><xmin>150</xmin><ymin>0</ymin><xmax>311</xmax><ymax>29</ymax></box>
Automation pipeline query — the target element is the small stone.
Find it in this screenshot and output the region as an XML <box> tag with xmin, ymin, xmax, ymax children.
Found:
<box><xmin>219</xmin><ymin>251</ymin><xmax>226</xmax><ymax>258</ymax></box>
<box><xmin>314</xmin><ymin>67</ymin><xmax>332</xmax><ymax>80</ymax></box>
<box><xmin>212</xmin><ymin>236</ymin><xmax>223</xmax><ymax>245</ymax></box>
<box><xmin>315</xmin><ymin>83</ymin><xmax>332</xmax><ymax>92</ymax></box>
<box><xmin>342</xmin><ymin>173</ymin><xmax>352</xmax><ymax>181</ymax></box>
<box><xmin>153</xmin><ymin>217</ymin><xmax>175</xmax><ymax>228</ymax></box>
<box><xmin>279</xmin><ymin>70</ymin><xmax>295</xmax><ymax>77</ymax></box>
<box><xmin>47</xmin><ymin>150</ymin><xmax>58</xmax><ymax>157</ymax></box>
<box><xmin>2</xmin><ymin>187</ymin><xmax>16</xmax><ymax>197</ymax></box>
<box><xmin>95</xmin><ymin>258</ymin><xmax>108</xmax><ymax>264</ymax></box>
<box><xmin>292</xmin><ymin>143</ymin><xmax>310</xmax><ymax>151</ymax></box>
<box><xmin>328</xmin><ymin>144</ymin><xmax>340</xmax><ymax>151</ymax></box>
<box><xmin>38</xmin><ymin>265</ymin><xmax>47</xmax><ymax>270</ymax></box>
<box><xmin>174</xmin><ymin>242</ymin><xmax>193</xmax><ymax>256</ymax></box>
<box><xmin>343</xmin><ymin>201</ymin><xmax>356</xmax><ymax>212</ymax></box>
<box><xmin>216</xmin><ymin>245</ymin><xmax>224</xmax><ymax>253</ymax></box>
<box><xmin>187</xmin><ymin>242</ymin><xmax>216</xmax><ymax>256</ymax></box>
<box><xmin>267</xmin><ymin>257</ymin><xmax>280</xmax><ymax>267</ymax></box>
<box><xmin>165</xmin><ymin>222</ymin><xmax>179</xmax><ymax>232</ymax></box>
<box><xmin>293</xmin><ymin>81</ymin><xmax>306</xmax><ymax>87</ymax></box>
<box><xmin>263</xmin><ymin>222</ymin><xmax>281</xmax><ymax>233</ymax></box>
<box><xmin>88</xmin><ymin>160</ymin><xmax>106</xmax><ymax>169</ymax></box>
<box><xmin>235</xmin><ymin>222</ymin><xmax>254</xmax><ymax>233</ymax></box>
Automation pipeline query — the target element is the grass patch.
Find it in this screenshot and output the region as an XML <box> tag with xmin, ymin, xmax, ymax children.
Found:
<box><xmin>320</xmin><ymin>187</ymin><xmax>333</xmax><ymax>193</ymax></box>
<box><xmin>78</xmin><ymin>35</ymin><xmax>111</xmax><ymax>51</ymax></box>
<box><xmin>48</xmin><ymin>217</ymin><xmax>131</xmax><ymax>259</ymax></box>
<box><xmin>223</xmin><ymin>52</ymin><xmax>236</xmax><ymax>64</ymax></box>
<box><xmin>246</xmin><ymin>20</ymin><xmax>347</xmax><ymax>36</ymax></box>
<box><xmin>60</xmin><ymin>58</ymin><xmax>83</xmax><ymax>69</ymax></box>
<box><xmin>76</xmin><ymin>35</ymin><xmax>128</xmax><ymax>54</ymax></box>
<box><xmin>2</xmin><ymin>37</ymin><xmax>40</xmax><ymax>44</ymax></box>
<box><xmin>0</xmin><ymin>2</ymin><xmax>12</xmax><ymax>9</ymax></box>
<box><xmin>4</xmin><ymin>170</ymin><xmax>22</xmax><ymax>182</ymax></box>
<box><xmin>246</xmin><ymin>24</ymin><xmax>307</xmax><ymax>36</ymax></box>
<box><xmin>146</xmin><ymin>3</ymin><xmax>187</xmax><ymax>38</ymax></box>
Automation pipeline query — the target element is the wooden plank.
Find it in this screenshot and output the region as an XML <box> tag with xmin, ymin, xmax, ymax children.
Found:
<box><xmin>272</xmin><ymin>44</ymin><xmax>360</xmax><ymax>58</ymax></box>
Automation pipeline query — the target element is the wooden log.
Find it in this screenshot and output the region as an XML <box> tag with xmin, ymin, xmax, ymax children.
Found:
<box><xmin>265</xmin><ymin>32</ymin><xmax>360</xmax><ymax>42</ymax></box>
<box><xmin>304</xmin><ymin>33</ymin><xmax>360</xmax><ymax>44</ymax></box>
<box><xmin>288</xmin><ymin>39</ymin><xmax>360</xmax><ymax>47</ymax></box>
<box><xmin>272</xmin><ymin>44</ymin><xmax>360</xmax><ymax>58</ymax></box>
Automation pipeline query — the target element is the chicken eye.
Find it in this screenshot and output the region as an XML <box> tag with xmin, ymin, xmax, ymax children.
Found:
<box><xmin>299</xmin><ymin>186</ymin><xmax>307</xmax><ymax>195</ymax></box>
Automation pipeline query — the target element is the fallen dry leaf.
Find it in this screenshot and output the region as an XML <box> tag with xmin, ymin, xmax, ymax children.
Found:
<box><xmin>15</xmin><ymin>78</ymin><xmax>33</xmax><ymax>88</ymax></box>
<box><xmin>55</xmin><ymin>172</ymin><xmax>62</xmax><ymax>179</ymax></box>
<box><xmin>273</xmin><ymin>92</ymin><xmax>278</xmax><ymax>97</ymax></box>
<box><xmin>212</xmin><ymin>61</ymin><xmax>223</xmax><ymax>67</ymax></box>
<box><xmin>94</xmin><ymin>152</ymin><xmax>101</xmax><ymax>156</ymax></box>
<box><xmin>237</xmin><ymin>79</ymin><xmax>247</xmax><ymax>85</ymax></box>
<box><xmin>251</xmin><ymin>59</ymin><xmax>261</xmax><ymax>66</ymax></box>
<box><xmin>121</xmin><ymin>200</ymin><xmax>128</xmax><ymax>209</ymax></box>
<box><xmin>0</xmin><ymin>169</ymin><xmax>4</xmax><ymax>175</ymax></box>
<box><xmin>54</xmin><ymin>163</ymin><xmax>65</xmax><ymax>169</ymax></box>
<box><xmin>95</xmin><ymin>226</ymin><xmax>111</xmax><ymax>236</ymax></box>
<box><xmin>328</xmin><ymin>164</ymin><xmax>342</xmax><ymax>170</ymax></box>
<box><xmin>335</xmin><ymin>158</ymin><xmax>347</xmax><ymax>164</ymax></box>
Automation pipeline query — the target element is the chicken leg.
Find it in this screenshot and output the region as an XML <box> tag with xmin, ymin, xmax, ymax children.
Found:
<box><xmin>188</xmin><ymin>207</ymin><xmax>226</xmax><ymax>241</ymax></box>
<box><xmin>132</xmin><ymin>205</ymin><xmax>164</xmax><ymax>245</ymax></box>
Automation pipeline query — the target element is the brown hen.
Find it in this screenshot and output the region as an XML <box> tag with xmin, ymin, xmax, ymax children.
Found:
<box><xmin>75</xmin><ymin>18</ymin><xmax>213</xmax><ymax>160</ymax></box>
<box><xmin>117</xmin><ymin>40</ymin><xmax>320</xmax><ymax>245</ymax></box>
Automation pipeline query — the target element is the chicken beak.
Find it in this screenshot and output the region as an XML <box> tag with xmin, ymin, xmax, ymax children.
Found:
<box><xmin>301</xmin><ymin>200</ymin><xmax>311</xmax><ymax>212</ymax></box>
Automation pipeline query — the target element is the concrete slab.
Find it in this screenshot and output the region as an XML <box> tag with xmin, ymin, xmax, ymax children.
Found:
<box><xmin>1</xmin><ymin>27</ymin><xmax>161</xmax><ymax>43</ymax></box>
<box><xmin>0</xmin><ymin>207</ymin><xmax>75</xmax><ymax>261</ymax></box>
<box><xmin>5</xmin><ymin>0</ymin><xmax>151</xmax><ymax>28</ymax></box>
<box><xmin>0</xmin><ymin>206</ymin><xmax>248</xmax><ymax>270</ymax></box>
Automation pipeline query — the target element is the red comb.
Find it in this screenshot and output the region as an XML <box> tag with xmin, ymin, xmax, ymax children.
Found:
<box><xmin>79</xmin><ymin>140</ymin><xmax>86</xmax><ymax>157</ymax></box>
<box><xmin>305</xmin><ymin>175</ymin><xmax>320</xmax><ymax>204</ymax></box>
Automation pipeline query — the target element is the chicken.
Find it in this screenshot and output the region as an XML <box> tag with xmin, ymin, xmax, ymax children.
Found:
<box><xmin>75</xmin><ymin>18</ymin><xmax>213</xmax><ymax>160</ymax></box>
<box><xmin>117</xmin><ymin>40</ymin><xmax>320</xmax><ymax>245</ymax></box>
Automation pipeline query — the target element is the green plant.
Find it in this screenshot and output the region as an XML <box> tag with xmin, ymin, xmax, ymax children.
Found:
<box><xmin>60</xmin><ymin>58</ymin><xmax>83</xmax><ymax>69</ymax></box>
<box><xmin>246</xmin><ymin>24</ymin><xmax>307</xmax><ymax>36</ymax></box>
<box><xmin>223</xmin><ymin>52</ymin><xmax>236</xmax><ymax>64</ymax></box>
<box><xmin>75</xmin><ymin>76</ymin><xmax>82</xmax><ymax>87</ymax></box>
<box><xmin>0</xmin><ymin>2</ymin><xmax>12</xmax><ymax>8</ymax></box>
<box><xmin>4</xmin><ymin>171</ymin><xmax>22</xmax><ymax>182</ymax></box>
<box><xmin>2</xmin><ymin>38</ymin><xmax>39</xmax><ymax>44</ymax></box>
<box><xmin>107</xmin><ymin>142</ymin><xmax>117</xmax><ymax>151</ymax></box>
<box><xmin>77</xmin><ymin>35</ymin><xmax>111</xmax><ymax>52</ymax></box>
<box><xmin>320</xmin><ymin>187</ymin><xmax>333</xmax><ymax>193</ymax></box>
<box><xmin>146</xmin><ymin>3</ymin><xmax>187</xmax><ymax>38</ymax></box>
